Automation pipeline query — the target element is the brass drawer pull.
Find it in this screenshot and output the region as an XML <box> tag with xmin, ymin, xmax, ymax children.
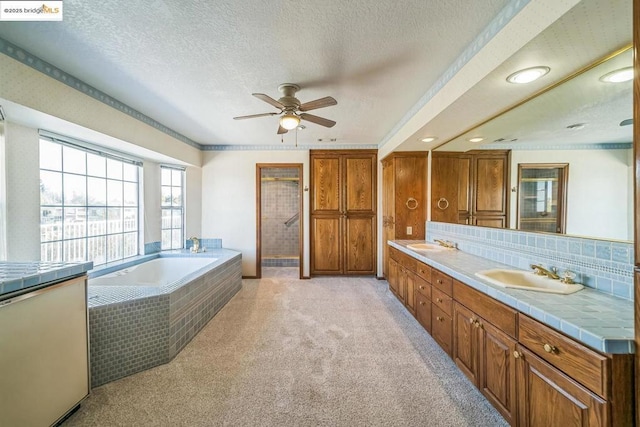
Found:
<box><xmin>419</xmin><ymin>285</ymin><xmax>425</xmax><ymax>290</ymax></box>
<box><xmin>436</xmin><ymin>297</ymin><xmax>443</xmax><ymax>303</ymax></box>
<box><xmin>469</xmin><ymin>317</ymin><xmax>475</xmax><ymax>324</ymax></box>
<box><xmin>436</xmin><ymin>316</ymin><xmax>444</xmax><ymax>322</ymax></box>
<box><xmin>543</xmin><ymin>343</ymin><xmax>558</xmax><ymax>354</ymax></box>
<box><xmin>419</xmin><ymin>301</ymin><xmax>426</xmax><ymax>306</ymax></box>
<box><xmin>437</xmin><ymin>279</ymin><xmax>443</xmax><ymax>284</ymax></box>
<box><xmin>513</xmin><ymin>351</ymin><xmax>523</xmax><ymax>359</ymax></box>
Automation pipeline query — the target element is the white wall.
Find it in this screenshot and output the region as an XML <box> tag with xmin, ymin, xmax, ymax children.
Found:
<box><xmin>185</xmin><ymin>165</ymin><xmax>202</xmax><ymax>240</ymax></box>
<box><xmin>201</xmin><ymin>150</ymin><xmax>310</xmax><ymax>277</ymax></box>
<box><xmin>509</xmin><ymin>149</ymin><xmax>633</xmax><ymax>241</ymax></box>
<box><xmin>5</xmin><ymin>122</ymin><xmax>41</xmax><ymax>260</ymax></box>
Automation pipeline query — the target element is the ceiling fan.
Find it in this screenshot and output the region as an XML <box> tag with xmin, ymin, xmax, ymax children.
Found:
<box><xmin>233</xmin><ymin>84</ymin><xmax>337</xmax><ymax>134</ymax></box>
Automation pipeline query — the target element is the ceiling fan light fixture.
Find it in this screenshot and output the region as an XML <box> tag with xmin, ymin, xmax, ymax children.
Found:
<box><xmin>506</xmin><ymin>66</ymin><xmax>550</xmax><ymax>84</ymax></box>
<box><xmin>280</xmin><ymin>113</ymin><xmax>300</xmax><ymax>130</ymax></box>
<box><xmin>599</xmin><ymin>67</ymin><xmax>633</xmax><ymax>83</ymax></box>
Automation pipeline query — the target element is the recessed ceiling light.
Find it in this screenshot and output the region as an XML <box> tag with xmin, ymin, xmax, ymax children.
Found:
<box><xmin>566</xmin><ymin>123</ymin><xmax>586</xmax><ymax>130</ymax></box>
<box><xmin>506</xmin><ymin>66</ymin><xmax>550</xmax><ymax>84</ymax></box>
<box><xmin>469</xmin><ymin>137</ymin><xmax>484</xmax><ymax>143</ymax></box>
<box><xmin>420</xmin><ymin>137</ymin><xmax>437</xmax><ymax>143</ymax></box>
<box><xmin>600</xmin><ymin>67</ymin><xmax>633</xmax><ymax>83</ymax></box>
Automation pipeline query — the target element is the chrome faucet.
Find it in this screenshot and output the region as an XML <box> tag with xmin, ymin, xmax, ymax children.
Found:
<box><xmin>530</xmin><ymin>264</ymin><xmax>559</xmax><ymax>280</ymax></box>
<box><xmin>190</xmin><ymin>236</ymin><xmax>200</xmax><ymax>253</ymax></box>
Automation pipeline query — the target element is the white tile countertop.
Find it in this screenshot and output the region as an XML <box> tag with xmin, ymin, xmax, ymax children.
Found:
<box><xmin>0</xmin><ymin>261</ymin><xmax>93</xmax><ymax>300</ymax></box>
<box><xmin>389</xmin><ymin>240</ymin><xmax>634</xmax><ymax>354</ymax></box>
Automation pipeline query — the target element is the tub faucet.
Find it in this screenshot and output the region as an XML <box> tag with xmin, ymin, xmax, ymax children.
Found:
<box><xmin>190</xmin><ymin>236</ymin><xmax>200</xmax><ymax>253</ymax></box>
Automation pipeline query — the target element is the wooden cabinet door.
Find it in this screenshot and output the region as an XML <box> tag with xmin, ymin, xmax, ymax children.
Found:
<box><xmin>457</xmin><ymin>155</ymin><xmax>472</xmax><ymax>222</ymax></box>
<box><xmin>394</xmin><ymin>156</ymin><xmax>426</xmax><ymax>239</ymax></box>
<box><xmin>415</xmin><ymin>292</ymin><xmax>431</xmax><ymax>333</ymax></box>
<box><xmin>516</xmin><ymin>346</ymin><xmax>608</xmax><ymax>427</ymax></box>
<box><xmin>453</xmin><ymin>302</ymin><xmax>478</xmax><ymax>386</ymax></box>
<box><xmin>473</xmin><ymin>153</ymin><xmax>509</xmax><ymax>218</ymax></box>
<box><xmin>382</xmin><ymin>159</ymin><xmax>395</xmax><ymax>278</ymax></box>
<box><xmin>311</xmin><ymin>155</ymin><xmax>341</xmax><ymax>214</ymax></box>
<box><xmin>344</xmin><ymin>215</ymin><xmax>375</xmax><ymax>274</ymax></box>
<box><xmin>405</xmin><ymin>269</ymin><xmax>415</xmax><ymax>314</ymax></box>
<box><xmin>478</xmin><ymin>319</ymin><xmax>517</xmax><ymax>426</ymax></box>
<box><xmin>311</xmin><ymin>216</ymin><xmax>342</xmax><ymax>274</ymax></box>
<box><xmin>388</xmin><ymin>258</ymin><xmax>399</xmax><ymax>295</ymax></box>
<box><xmin>432</xmin><ymin>305</ymin><xmax>453</xmax><ymax>357</ymax></box>
<box><xmin>431</xmin><ymin>156</ymin><xmax>459</xmax><ymax>223</ymax></box>
<box><xmin>344</xmin><ymin>155</ymin><xmax>376</xmax><ymax>215</ymax></box>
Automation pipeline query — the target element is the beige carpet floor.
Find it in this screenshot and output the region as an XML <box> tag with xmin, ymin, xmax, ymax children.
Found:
<box><xmin>63</xmin><ymin>268</ymin><xmax>508</xmax><ymax>426</ymax></box>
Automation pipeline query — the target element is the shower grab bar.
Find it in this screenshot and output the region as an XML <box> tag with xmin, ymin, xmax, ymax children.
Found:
<box><xmin>284</xmin><ymin>212</ymin><xmax>299</xmax><ymax>227</ymax></box>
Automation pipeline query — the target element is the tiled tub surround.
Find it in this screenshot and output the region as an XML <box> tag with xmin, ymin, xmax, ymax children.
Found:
<box><xmin>0</xmin><ymin>261</ymin><xmax>93</xmax><ymax>298</ymax></box>
<box><xmin>389</xmin><ymin>240</ymin><xmax>634</xmax><ymax>354</ymax></box>
<box><xmin>87</xmin><ymin>249</ymin><xmax>242</xmax><ymax>387</ymax></box>
<box><xmin>426</xmin><ymin>221</ymin><xmax>633</xmax><ymax>301</ymax></box>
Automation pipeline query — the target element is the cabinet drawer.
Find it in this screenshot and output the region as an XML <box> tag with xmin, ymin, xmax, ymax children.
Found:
<box><xmin>518</xmin><ymin>315</ymin><xmax>608</xmax><ymax>398</ymax></box>
<box><xmin>432</xmin><ymin>270</ymin><xmax>453</xmax><ymax>296</ymax></box>
<box><xmin>415</xmin><ymin>293</ymin><xmax>431</xmax><ymax>333</ymax></box>
<box><xmin>453</xmin><ymin>280</ymin><xmax>517</xmax><ymax>338</ymax></box>
<box><xmin>416</xmin><ymin>261</ymin><xmax>431</xmax><ymax>282</ymax></box>
<box><xmin>389</xmin><ymin>246</ymin><xmax>400</xmax><ymax>262</ymax></box>
<box><xmin>432</xmin><ymin>306</ymin><xmax>452</xmax><ymax>356</ymax></box>
<box><xmin>399</xmin><ymin>253</ymin><xmax>416</xmax><ymax>271</ymax></box>
<box><xmin>432</xmin><ymin>288</ymin><xmax>452</xmax><ymax>316</ymax></box>
<box><xmin>415</xmin><ymin>276</ymin><xmax>431</xmax><ymax>300</ymax></box>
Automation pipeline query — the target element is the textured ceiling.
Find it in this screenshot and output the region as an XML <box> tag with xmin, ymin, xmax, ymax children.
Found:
<box><xmin>0</xmin><ymin>0</ymin><xmax>511</xmax><ymax>147</ymax></box>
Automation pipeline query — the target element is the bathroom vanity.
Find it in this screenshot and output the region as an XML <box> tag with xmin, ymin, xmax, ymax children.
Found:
<box><xmin>388</xmin><ymin>241</ymin><xmax>634</xmax><ymax>426</ymax></box>
<box><xmin>0</xmin><ymin>261</ymin><xmax>93</xmax><ymax>426</ymax></box>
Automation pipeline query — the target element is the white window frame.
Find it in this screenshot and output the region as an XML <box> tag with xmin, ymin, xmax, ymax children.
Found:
<box><xmin>160</xmin><ymin>165</ymin><xmax>185</xmax><ymax>250</ymax></box>
<box><xmin>39</xmin><ymin>132</ymin><xmax>142</xmax><ymax>265</ymax></box>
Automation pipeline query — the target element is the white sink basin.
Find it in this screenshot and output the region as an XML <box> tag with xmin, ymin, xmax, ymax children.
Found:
<box><xmin>407</xmin><ymin>243</ymin><xmax>447</xmax><ymax>253</ymax></box>
<box><xmin>475</xmin><ymin>269</ymin><xmax>583</xmax><ymax>295</ymax></box>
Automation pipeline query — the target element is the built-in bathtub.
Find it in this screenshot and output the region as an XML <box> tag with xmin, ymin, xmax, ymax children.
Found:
<box><xmin>87</xmin><ymin>249</ymin><xmax>242</xmax><ymax>387</ymax></box>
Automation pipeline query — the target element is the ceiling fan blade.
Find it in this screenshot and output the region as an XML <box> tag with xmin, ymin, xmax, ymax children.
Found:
<box><xmin>277</xmin><ymin>124</ymin><xmax>288</xmax><ymax>135</ymax></box>
<box><xmin>300</xmin><ymin>113</ymin><xmax>336</xmax><ymax>128</ymax></box>
<box><xmin>299</xmin><ymin>96</ymin><xmax>337</xmax><ymax>112</ymax></box>
<box><xmin>253</xmin><ymin>93</ymin><xmax>285</xmax><ymax>110</ymax></box>
<box><xmin>233</xmin><ymin>112</ymin><xmax>278</xmax><ymax>120</ymax></box>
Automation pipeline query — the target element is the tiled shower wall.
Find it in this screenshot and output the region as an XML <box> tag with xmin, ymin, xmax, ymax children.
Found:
<box><xmin>261</xmin><ymin>168</ymin><xmax>299</xmax><ymax>267</ymax></box>
<box><xmin>426</xmin><ymin>221</ymin><xmax>634</xmax><ymax>301</ymax></box>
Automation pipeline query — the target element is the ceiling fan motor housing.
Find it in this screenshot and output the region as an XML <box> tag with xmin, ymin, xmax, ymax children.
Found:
<box><xmin>278</xmin><ymin>84</ymin><xmax>301</xmax><ymax>111</ymax></box>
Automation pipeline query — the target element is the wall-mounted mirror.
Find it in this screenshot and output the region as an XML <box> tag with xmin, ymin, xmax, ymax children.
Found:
<box><xmin>434</xmin><ymin>45</ymin><xmax>633</xmax><ymax>242</ymax></box>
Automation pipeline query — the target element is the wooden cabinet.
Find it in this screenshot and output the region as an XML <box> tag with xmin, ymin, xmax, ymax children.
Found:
<box><xmin>386</xmin><ymin>244</ymin><xmax>634</xmax><ymax>426</ymax></box>
<box><xmin>310</xmin><ymin>150</ymin><xmax>377</xmax><ymax>275</ymax></box>
<box><xmin>515</xmin><ymin>345</ymin><xmax>607</xmax><ymax>427</ymax></box>
<box><xmin>515</xmin><ymin>315</ymin><xmax>633</xmax><ymax>427</ymax></box>
<box><xmin>431</xmin><ymin>150</ymin><xmax>510</xmax><ymax>227</ymax></box>
<box><xmin>388</xmin><ymin>246</ymin><xmax>418</xmax><ymax>313</ymax></box>
<box><xmin>453</xmin><ymin>282</ymin><xmax>518</xmax><ymax>425</ymax></box>
<box><xmin>381</xmin><ymin>152</ymin><xmax>427</xmax><ymax>278</ymax></box>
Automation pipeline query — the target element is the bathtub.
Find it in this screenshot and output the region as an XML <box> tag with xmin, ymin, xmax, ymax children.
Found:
<box><xmin>86</xmin><ymin>250</ymin><xmax>242</xmax><ymax>387</ymax></box>
<box><xmin>89</xmin><ymin>257</ymin><xmax>217</xmax><ymax>287</ymax></box>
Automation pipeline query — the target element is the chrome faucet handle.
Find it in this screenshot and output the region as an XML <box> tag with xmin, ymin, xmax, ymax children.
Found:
<box><xmin>560</xmin><ymin>270</ymin><xmax>576</xmax><ymax>284</ymax></box>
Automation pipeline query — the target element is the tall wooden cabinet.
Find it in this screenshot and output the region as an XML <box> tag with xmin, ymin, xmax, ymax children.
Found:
<box><xmin>431</xmin><ymin>150</ymin><xmax>510</xmax><ymax>228</ymax></box>
<box><xmin>381</xmin><ymin>152</ymin><xmax>428</xmax><ymax>278</ymax></box>
<box><xmin>310</xmin><ymin>150</ymin><xmax>377</xmax><ymax>275</ymax></box>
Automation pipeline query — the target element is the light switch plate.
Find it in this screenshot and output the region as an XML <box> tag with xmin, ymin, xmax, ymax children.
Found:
<box><xmin>407</xmin><ymin>226</ymin><xmax>413</xmax><ymax>235</ymax></box>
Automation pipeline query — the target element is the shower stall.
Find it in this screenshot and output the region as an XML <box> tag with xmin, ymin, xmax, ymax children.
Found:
<box><xmin>259</xmin><ymin>167</ymin><xmax>300</xmax><ymax>269</ymax></box>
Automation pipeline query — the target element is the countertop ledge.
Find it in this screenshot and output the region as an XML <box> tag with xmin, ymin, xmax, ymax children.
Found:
<box><xmin>0</xmin><ymin>261</ymin><xmax>94</xmax><ymax>300</ymax></box>
<box><xmin>389</xmin><ymin>240</ymin><xmax>634</xmax><ymax>354</ymax></box>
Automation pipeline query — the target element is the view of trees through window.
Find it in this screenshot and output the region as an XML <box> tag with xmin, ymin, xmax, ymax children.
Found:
<box><xmin>39</xmin><ymin>138</ymin><xmax>140</xmax><ymax>265</ymax></box>
<box><xmin>161</xmin><ymin>166</ymin><xmax>184</xmax><ymax>250</ymax></box>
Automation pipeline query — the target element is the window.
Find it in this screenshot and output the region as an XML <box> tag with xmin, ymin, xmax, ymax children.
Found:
<box><xmin>39</xmin><ymin>136</ymin><xmax>141</xmax><ymax>265</ymax></box>
<box><xmin>161</xmin><ymin>165</ymin><xmax>184</xmax><ymax>250</ymax></box>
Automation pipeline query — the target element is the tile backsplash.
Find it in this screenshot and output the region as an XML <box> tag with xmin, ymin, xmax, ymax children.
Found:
<box><xmin>426</xmin><ymin>221</ymin><xmax>633</xmax><ymax>301</ymax></box>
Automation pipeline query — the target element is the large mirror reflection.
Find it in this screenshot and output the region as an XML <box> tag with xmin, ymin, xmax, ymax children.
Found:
<box><xmin>434</xmin><ymin>47</ymin><xmax>633</xmax><ymax>242</ymax></box>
